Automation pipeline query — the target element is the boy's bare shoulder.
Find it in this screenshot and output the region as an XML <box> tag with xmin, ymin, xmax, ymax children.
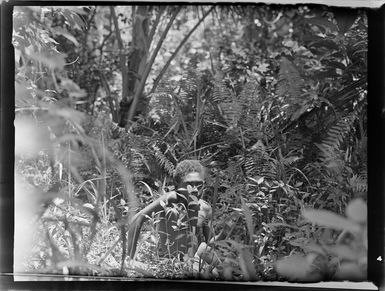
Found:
<box><xmin>163</xmin><ymin>190</ymin><xmax>178</xmax><ymax>203</ymax></box>
<box><xmin>198</xmin><ymin>199</ymin><xmax>212</xmax><ymax>221</ymax></box>
<box><xmin>199</xmin><ymin>199</ymin><xmax>212</xmax><ymax>212</ymax></box>
<box><xmin>199</xmin><ymin>199</ymin><xmax>211</xmax><ymax>207</ymax></box>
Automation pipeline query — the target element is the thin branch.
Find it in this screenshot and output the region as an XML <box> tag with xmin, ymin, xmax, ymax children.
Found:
<box><xmin>110</xmin><ymin>6</ymin><xmax>124</xmax><ymax>49</ymax></box>
<box><xmin>200</xmin><ymin>6</ymin><xmax>216</xmax><ymax>75</ymax></box>
<box><xmin>98</xmin><ymin>70</ymin><xmax>119</xmax><ymax>123</ymax></box>
<box><xmin>98</xmin><ymin>31</ymin><xmax>113</xmax><ymax>54</ymax></box>
<box><xmin>110</xmin><ymin>6</ymin><xmax>129</xmax><ymax>100</ymax></box>
<box><xmin>127</xmin><ymin>6</ymin><xmax>182</xmax><ymax>122</ymax></box>
<box><xmin>132</xmin><ymin>5</ymin><xmax>136</xmax><ymax>27</ymax></box>
<box><xmin>150</xmin><ymin>6</ymin><xmax>215</xmax><ymax>94</ymax></box>
<box><xmin>147</xmin><ymin>6</ymin><xmax>166</xmax><ymax>50</ymax></box>
<box><xmin>120</xmin><ymin>225</ymin><xmax>127</xmax><ymax>274</ymax></box>
<box><xmin>87</xmin><ymin>6</ymin><xmax>97</xmax><ymax>31</ymax></box>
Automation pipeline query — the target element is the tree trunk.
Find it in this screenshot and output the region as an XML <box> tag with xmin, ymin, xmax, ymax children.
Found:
<box><xmin>118</xmin><ymin>6</ymin><xmax>150</xmax><ymax>127</ymax></box>
<box><xmin>129</xmin><ymin>6</ymin><xmax>149</xmax><ymax>97</ymax></box>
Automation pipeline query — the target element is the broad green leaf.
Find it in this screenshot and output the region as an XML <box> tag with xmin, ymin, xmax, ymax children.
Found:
<box><xmin>266</xmin><ymin>222</ymin><xmax>299</xmax><ymax>230</ymax></box>
<box><xmin>238</xmin><ymin>248</ymin><xmax>257</xmax><ymax>281</ymax></box>
<box><xmin>346</xmin><ymin>198</ymin><xmax>367</xmax><ymax>224</ymax></box>
<box><xmin>13</xmin><ymin>34</ymin><xmax>31</xmax><ymax>50</ymax></box>
<box><xmin>59</xmin><ymin>79</ymin><xmax>87</xmax><ymax>98</ymax></box>
<box><xmin>333</xmin><ymin>261</ymin><xmax>366</xmax><ymax>281</ymax></box>
<box><xmin>189</xmin><ymin>194</ymin><xmax>198</xmax><ymax>202</ymax></box>
<box><xmin>309</xmin><ymin>39</ymin><xmax>340</xmax><ymax>51</ymax></box>
<box><xmin>307</xmin><ymin>17</ymin><xmax>338</xmax><ymax>33</ymax></box>
<box><xmin>302</xmin><ymin>208</ymin><xmax>361</xmax><ymax>233</ymax></box>
<box><xmin>51</xmin><ymin>107</ymin><xmax>85</xmax><ymax>125</ymax></box>
<box><xmin>324</xmin><ymin>60</ymin><xmax>346</xmax><ymax>70</ymax></box>
<box><xmin>222</xmin><ymin>264</ymin><xmax>234</xmax><ymax>280</ymax></box>
<box><xmin>26</xmin><ymin>49</ymin><xmax>66</xmax><ymax>70</ymax></box>
<box><xmin>290</xmin><ymin>103</ymin><xmax>311</xmax><ymax>121</ymax></box>
<box><xmin>294</xmin><ymin>181</ymin><xmax>303</xmax><ymax>187</ymax></box>
<box><xmin>275</xmin><ymin>254</ymin><xmax>324</xmax><ymax>282</ymax></box>
<box><xmin>332</xmin><ymin>8</ymin><xmax>358</xmax><ymax>35</ymax></box>
<box><xmin>289</xmin><ymin>241</ymin><xmax>327</xmax><ymax>255</ymax></box>
<box><xmin>51</xmin><ymin>27</ymin><xmax>79</xmax><ymax>46</ymax></box>
<box><xmin>326</xmin><ymin>244</ymin><xmax>360</xmax><ymax>261</ymax></box>
<box><xmin>175</xmin><ymin>233</ymin><xmax>186</xmax><ymax>240</ymax></box>
<box><xmin>15</xmin><ymin>116</ymin><xmax>51</xmax><ymax>156</ymax></box>
<box><xmin>61</xmin><ymin>9</ymin><xmax>86</xmax><ymax>30</ymax></box>
<box><xmin>56</xmin><ymin>6</ymin><xmax>89</xmax><ymax>15</ymax></box>
<box><xmin>15</xmin><ymin>81</ymin><xmax>33</xmax><ymax>107</ymax></box>
<box><xmin>240</xmin><ymin>196</ymin><xmax>254</xmax><ymax>244</ymax></box>
<box><xmin>248</xmin><ymin>176</ymin><xmax>264</xmax><ymax>184</ymax></box>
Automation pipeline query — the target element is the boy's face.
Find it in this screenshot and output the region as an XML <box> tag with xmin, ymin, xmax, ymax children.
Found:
<box><xmin>177</xmin><ymin>171</ymin><xmax>204</xmax><ymax>199</ymax></box>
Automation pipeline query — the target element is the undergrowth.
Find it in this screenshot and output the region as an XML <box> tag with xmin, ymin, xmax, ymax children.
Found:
<box><xmin>13</xmin><ymin>5</ymin><xmax>367</xmax><ymax>282</ymax></box>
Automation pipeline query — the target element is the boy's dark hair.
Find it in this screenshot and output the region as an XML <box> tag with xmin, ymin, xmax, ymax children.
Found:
<box><xmin>174</xmin><ymin>160</ymin><xmax>205</xmax><ymax>185</ymax></box>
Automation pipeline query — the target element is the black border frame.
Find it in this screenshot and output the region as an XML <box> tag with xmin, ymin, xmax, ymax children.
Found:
<box><xmin>1</xmin><ymin>2</ymin><xmax>383</xmax><ymax>290</ymax></box>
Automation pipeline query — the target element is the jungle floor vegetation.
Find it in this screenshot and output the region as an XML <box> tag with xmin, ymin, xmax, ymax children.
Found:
<box><xmin>13</xmin><ymin>5</ymin><xmax>367</xmax><ymax>281</ymax></box>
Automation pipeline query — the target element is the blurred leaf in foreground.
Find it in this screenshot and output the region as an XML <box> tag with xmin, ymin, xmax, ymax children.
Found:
<box><xmin>275</xmin><ymin>254</ymin><xmax>326</xmax><ymax>282</ymax></box>
<box><xmin>302</xmin><ymin>208</ymin><xmax>361</xmax><ymax>233</ymax></box>
<box><xmin>15</xmin><ymin>116</ymin><xmax>51</xmax><ymax>157</ymax></box>
<box><xmin>345</xmin><ymin>198</ymin><xmax>367</xmax><ymax>224</ymax></box>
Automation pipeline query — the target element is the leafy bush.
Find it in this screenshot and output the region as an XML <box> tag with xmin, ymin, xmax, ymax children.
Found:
<box><xmin>275</xmin><ymin>198</ymin><xmax>367</xmax><ymax>282</ymax></box>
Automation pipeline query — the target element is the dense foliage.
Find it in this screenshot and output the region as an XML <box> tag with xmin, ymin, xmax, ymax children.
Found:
<box><xmin>14</xmin><ymin>5</ymin><xmax>367</xmax><ymax>281</ymax></box>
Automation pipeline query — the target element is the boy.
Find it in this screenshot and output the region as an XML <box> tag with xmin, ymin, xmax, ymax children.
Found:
<box><xmin>126</xmin><ymin>160</ymin><xmax>213</xmax><ymax>261</ymax></box>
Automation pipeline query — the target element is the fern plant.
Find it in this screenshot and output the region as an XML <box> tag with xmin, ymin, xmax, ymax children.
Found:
<box><xmin>275</xmin><ymin>57</ymin><xmax>307</xmax><ymax>120</ymax></box>
<box><xmin>277</xmin><ymin>57</ymin><xmax>304</xmax><ymax>100</ymax></box>
<box><xmin>152</xmin><ymin>143</ymin><xmax>175</xmax><ymax>177</ymax></box>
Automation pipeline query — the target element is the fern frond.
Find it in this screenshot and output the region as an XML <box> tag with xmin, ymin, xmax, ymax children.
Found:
<box><xmin>219</xmin><ymin>101</ymin><xmax>242</xmax><ymax>127</ymax></box>
<box><xmin>243</xmin><ymin>141</ymin><xmax>278</xmax><ymax>180</ymax></box>
<box><xmin>281</xmin><ymin>155</ymin><xmax>302</xmax><ymax>168</ymax></box>
<box><xmin>319</xmin><ymin>112</ymin><xmax>358</xmax><ymax>154</ymax></box>
<box><xmin>277</xmin><ymin>57</ymin><xmax>305</xmax><ymax>102</ymax></box>
<box><xmin>152</xmin><ymin>144</ymin><xmax>175</xmax><ymax>176</ymax></box>
<box><xmin>212</xmin><ymin>81</ymin><xmax>233</xmax><ymax>104</ymax></box>
<box><xmin>347</xmin><ymin>174</ymin><xmax>367</xmax><ymax>194</ymax></box>
<box><xmin>213</xmin><ymin>80</ymin><xmax>264</xmax><ymax>130</ymax></box>
<box><xmin>238</xmin><ymin>81</ymin><xmax>262</xmax><ymax>115</ymax></box>
<box><xmin>179</xmin><ymin>62</ymin><xmax>199</xmax><ymax>97</ymax></box>
<box><xmin>210</xmin><ymin>79</ymin><xmax>243</xmax><ymax>127</ymax></box>
<box><xmin>241</xmin><ymin>81</ymin><xmax>263</xmax><ymax>122</ymax></box>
